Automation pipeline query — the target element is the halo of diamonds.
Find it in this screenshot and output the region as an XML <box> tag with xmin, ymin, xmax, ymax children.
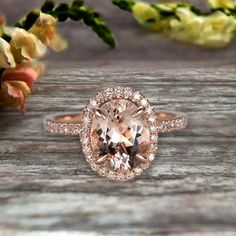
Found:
<box><xmin>80</xmin><ymin>86</ymin><xmax>159</xmax><ymax>181</ymax></box>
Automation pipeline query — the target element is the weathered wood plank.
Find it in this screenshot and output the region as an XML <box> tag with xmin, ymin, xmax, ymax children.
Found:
<box><xmin>0</xmin><ymin>192</ymin><xmax>236</xmax><ymax>235</ymax></box>
<box><xmin>0</xmin><ymin>64</ymin><xmax>236</xmax><ymax>234</ymax></box>
<box><xmin>1</xmin><ymin>0</ymin><xmax>236</xmax><ymax>233</ymax></box>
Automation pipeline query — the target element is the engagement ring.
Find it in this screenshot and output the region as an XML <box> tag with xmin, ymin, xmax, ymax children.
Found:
<box><xmin>44</xmin><ymin>87</ymin><xmax>188</xmax><ymax>181</ymax></box>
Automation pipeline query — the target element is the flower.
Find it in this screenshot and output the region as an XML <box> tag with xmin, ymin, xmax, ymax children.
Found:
<box><xmin>168</xmin><ymin>8</ymin><xmax>205</xmax><ymax>43</ymax></box>
<box><xmin>1</xmin><ymin>62</ymin><xmax>44</xmax><ymax>89</ymax></box>
<box><xmin>29</xmin><ymin>12</ymin><xmax>68</xmax><ymax>52</ymax></box>
<box><xmin>7</xmin><ymin>27</ymin><xmax>47</xmax><ymax>63</ymax></box>
<box><xmin>0</xmin><ymin>38</ymin><xmax>16</xmax><ymax>68</ymax></box>
<box><xmin>207</xmin><ymin>0</ymin><xmax>236</xmax><ymax>9</ymax></box>
<box><xmin>0</xmin><ymin>62</ymin><xmax>44</xmax><ymax>111</ymax></box>
<box><xmin>20</xmin><ymin>61</ymin><xmax>45</xmax><ymax>78</ymax></box>
<box><xmin>130</xmin><ymin>1</ymin><xmax>236</xmax><ymax>48</ymax></box>
<box><xmin>0</xmin><ymin>15</ymin><xmax>5</xmax><ymax>36</ymax></box>
<box><xmin>0</xmin><ymin>16</ymin><xmax>4</xmax><ymax>25</ymax></box>
<box><xmin>0</xmin><ymin>80</ymin><xmax>30</xmax><ymax>111</ymax></box>
<box><xmin>168</xmin><ymin>8</ymin><xmax>236</xmax><ymax>47</ymax></box>
<box><xmin>132</xmin><ymin>2</ymin><xmax>160</xmax><ymax>26</ymax></box>
<box><xmin>200</xmin><ymin>11</ymin><xmax>236</xmax><ymax>47</ymax></box>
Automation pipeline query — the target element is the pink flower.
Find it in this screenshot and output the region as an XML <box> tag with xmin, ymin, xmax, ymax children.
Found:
<box><xmin>0</xmin><ymin>80</ymin><xmax>30</xmax><ymax>111</ymax></box>
<box><xmin>0</xmin><ymin>62</ymin><xmax>44</xmax><ymax>111</ymax></box>
<box><xmin>2</xmin><ymin>63</ymin><xmax>40</xmax><ymax>88</ymax></box>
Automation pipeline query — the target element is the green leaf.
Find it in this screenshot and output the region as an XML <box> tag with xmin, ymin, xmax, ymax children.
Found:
<box><xmin>145</xmin><ymin>18</ymin><xmax>156</xmax><ymax>23</ymax></box>
<box><xmin>78</xmin><ymin>6</ymin><xmax>115</xmax><ymax>48</ymax></box>
<box><xmin>14</xmin><ymin>0</ymin><xmax>116</xmax><ymax>48</ymax></box>
<box><xmin>24</xmin><ymin>10</ymin><xmax>40</xmax><ymax>30</ymax></box>
<box><xmin>15</xmin><ymin>10</ymin><xmax>40</xmax><ymax>30</ymax></box>
<box><xmin>72</xmin><ymin>0</ymin><xmax>84</xmax><ymax>8</ymax></box>
<box><xmin>50</xmin><ymin>1</ymin><xmax>116</xmax><ymax>47</ymax></box>
<box><xmin>93</xmin><ymin>24</ymin><xmax>116</xmax><ymax>48</ymax></box>
<box><xmin>1</xmin><ymin>33</ymin><xmax>11</xmax><ymax>43</ymax></box>
<box><xmin>0</xmin><ymin>68</ymin><xmax>5</xmax><ymax>80</ymax></box>
<box><xmin>69</xmin><ymin>7</ymin><xmax>83</xmax><ymax>21</ymax></box>
<box><xmin>55</xmin><ymin>12</ymin><xmax>69</xmax><ymax>22</ymax></box>
<box><xmin>54</xmin><ymin>3</ymin><xmax>70</xmax><ymax>21</ymax></box>
<box><xmin>55</xmin><ymin>3</ymin><xmax>70</xmax><ymax>12</ymax></box>
<box><xmin>41</xmin><ymin>0</ymin><xmax>55</xmax><ymax>13</ymax></box>
<box><xmin>112</xmin><ymin>0</ymin><xmax>135</xmax><ymax>12</ymax></box>
<box><xmin>14</xmin><ymin>22</ymin><xmax>22</xmax><ymax>28</ymax></box>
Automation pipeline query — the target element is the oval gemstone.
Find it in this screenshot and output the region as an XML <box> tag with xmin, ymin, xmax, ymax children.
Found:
<box><xmin>91</xmin><ymin>99</ymin><xmax>150</xmax><ymax>173</ymax></box>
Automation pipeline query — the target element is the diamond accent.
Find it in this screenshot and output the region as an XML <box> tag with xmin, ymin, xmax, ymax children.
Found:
<box><xmin>133</xmin><ymin>91</ymin><xmax>141</xmax><ymax>101</ymax></box>
<box><xmin>141</xmin><ymin>99</ymin><xmax>148</xmax><ymax>107</ymax></box>
<box><xmin>44</xmin><ymin>87</ymin><xmax>188</xmax><ymax>181</ymax></box>
<box><xmin>80</xmin><ymin>87</ymin><xmax>157</xmax><ymax>181</ymax></box>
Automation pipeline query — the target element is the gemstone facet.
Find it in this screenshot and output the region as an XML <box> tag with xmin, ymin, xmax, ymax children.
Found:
<box><xmin>81</xmin><ymin>87</ymin><xmax>158</xmax><ymax>180</ymax></box>
<box><xmin>91</xmin><ymin>99</ymin><xmax>150</xmax><ymax>174</ymax></box>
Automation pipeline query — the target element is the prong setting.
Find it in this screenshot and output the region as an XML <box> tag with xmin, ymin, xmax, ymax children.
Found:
<box><xmin>80</xmin><ymin>87</ymin><xmax>158</xmax><ymax>181</ymax></box>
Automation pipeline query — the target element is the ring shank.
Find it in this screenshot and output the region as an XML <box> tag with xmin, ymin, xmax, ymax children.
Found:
<box><xmin>154</xmin><ymin>111</ymin><xmax>187</xmax><ymax>133</ymax></box>
<box><xmin>44</xmin><ymin>111</ymin><xmax>187</xmax><ymax>136</ymax></box>
<box><xmin>156</xmin><ymin>112</ymin><xmax>177</xmax><ymax>120</ymax></box>
<box><xmin>44</xmin><ymin>113</ymin><xmax>82</xmax><ymax>136</ymax></box>
<box><xmin>55</xmin><ymin>114</ymin><xmax>83</xmax><ymax>123</ymax></box>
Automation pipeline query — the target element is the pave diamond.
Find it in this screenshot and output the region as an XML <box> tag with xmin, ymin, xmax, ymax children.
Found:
<box><xmin>91</xmin><ymin>99</ymin><xmax>151</xmax><ymax>174</ymax></box>
<box><xmin>133</xmin><ymin>92</ymin><xmax>141</xmax><ymax>101</ymax></box>
<box><xmin>44</xmin><ymin>86</ymin><xmax>187</xmax><ymax>181</ymax></box>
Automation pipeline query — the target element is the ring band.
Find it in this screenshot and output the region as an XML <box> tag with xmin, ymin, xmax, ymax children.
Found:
<box><xmin>44</xmin><ymin>86</ymin><xmax>188</xmax><ymax>181</ymax></box>
<box><xmin>44</xmin><ymin>111</ymin><xmax>187</xmax><ymax>136</ymax></box>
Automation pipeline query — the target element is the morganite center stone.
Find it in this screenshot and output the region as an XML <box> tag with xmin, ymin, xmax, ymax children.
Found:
<box><xmin>91</xmin><ymin>99</ymin><xmax>150</xmax><ymax>173</ymax></box>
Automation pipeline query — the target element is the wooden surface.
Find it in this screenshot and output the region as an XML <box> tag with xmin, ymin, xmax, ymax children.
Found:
<box><xmin>0</xmin><ymin>64</ymin><xmax>236</xmax><ymax>235</ymax></box>
<box><xmin>1</xmin><ymin>0</ymin><xmax>236</xmax><ymax>235</ymax></box>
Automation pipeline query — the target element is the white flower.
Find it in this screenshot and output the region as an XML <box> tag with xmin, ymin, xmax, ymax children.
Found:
<box><xmin>208</xmin><ymin>0</ymin><xmax>236</xmax><ymax>9</ymax></box>
<box><xmin>7</xmin><ymin>27</ymin><xmax>47</xmax><ymax>63</ymax></box>
<box><xmin>132</xmin><ymin>2</ymin><xmax>160</xmax><ymax>25</ymax></box>
<box><xmin>169</xmin><ymin>8</ymin><xmax>236</xmax><ymax>47</ymax></box>
<box><xmin>29</xmin><ymin>12</ymin><xmax>68</xmax><ymax>52</ymax></box>
<box><xmin>0</xmin><ymin>38</ymin><xmax>16</xmax><ymax>68</ymax></box>
<box><xmin>199</xmin><ymin>11</ymin><xmax>236</xmax><ymax>47</ymax></box>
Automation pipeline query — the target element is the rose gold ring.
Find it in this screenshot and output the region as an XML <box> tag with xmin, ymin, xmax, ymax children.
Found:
<box><xmin>44</xmin><ymin>87</ymin><xmax>188</xmax><ymax>181</ymax></box>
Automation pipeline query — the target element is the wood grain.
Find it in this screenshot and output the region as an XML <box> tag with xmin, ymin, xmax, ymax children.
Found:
<box><xmin>0</xmin><ymin>64</ymin><xmax>236</xmax><ymax>235</ymax></box>
<box><xmin>1</xmin><ymin>0</ymin><xmax>236</xmax><ymax>235</ymax></box>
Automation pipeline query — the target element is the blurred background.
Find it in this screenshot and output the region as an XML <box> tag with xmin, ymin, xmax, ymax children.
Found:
<box><xmin>1</xmin><ymin>0</ymin><xmax>236</xmax><ymax>65</ymax></box>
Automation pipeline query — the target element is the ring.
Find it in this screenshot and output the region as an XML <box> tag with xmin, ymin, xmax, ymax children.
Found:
<box><xmin>44</xmin><ymin>87</ymin><xmax>188</xmax><ymax>181</ymax></box>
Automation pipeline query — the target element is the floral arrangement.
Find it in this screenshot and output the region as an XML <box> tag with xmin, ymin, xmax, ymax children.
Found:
<box><xmin>113</xmin><ymin>0</ymin><xmax>236</xmax><ymax>47</ymax></box>
<box><xmin>0</xmin><ymin>0</ymin><xmax>115</xmax><ymax>112</ymax></box>
<box><xmin>2</xmin><ymin>0</ymin><xmax>236</xmax><ymax>112</ymax></box>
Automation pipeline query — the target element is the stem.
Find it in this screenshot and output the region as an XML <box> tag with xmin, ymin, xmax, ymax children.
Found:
<box><xmin>14</xmin><ymin>0</ymin><xmax>116</xmax><ymax>48</ymax></box>
<box><xmin>112</xmin><ymin>0</ymin><xmax>136</xmax><ymax>12</ymax></box>
<box><xmin>47</xmin><ymin>0</ymin><xmax>116</xmax><ymax>48</ymax></box>
<box><xmin>112</xmin><ymin>0</ymin><xmax>236</xmax><ymax>18</ymax></box>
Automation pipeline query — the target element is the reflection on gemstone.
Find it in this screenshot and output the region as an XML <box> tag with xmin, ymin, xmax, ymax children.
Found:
<box><xmin>91</xmin><ymin>99</ymin><xmax>150</xmax><ymax>173</ymax></box>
